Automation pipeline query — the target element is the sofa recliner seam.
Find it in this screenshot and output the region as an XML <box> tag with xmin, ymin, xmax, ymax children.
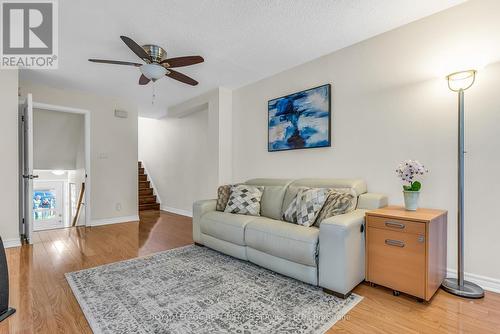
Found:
<box><xmin>245</xmin><ymin>226</ymin><xmax>319</xmax><ymax>246</ymax></box>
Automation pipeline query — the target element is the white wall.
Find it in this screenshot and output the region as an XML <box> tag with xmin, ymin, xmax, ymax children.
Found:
<box><xmin>139</xmin><ymin>88</ymin><xmax>232</xmax><ymax>215</ymax></box>
<box><xmin>20</xmin><ymin>82</ymin><xmax>139</xmax><ymax>224</ymax></box>
<box><xmin>0</xmin><ymin>70</ymin><xmax>20</xmax><ymax>247</ymax></box>
<box><xmin>232</xmin><ymin>0</ymin><xmax>500</xmax><ymax>283</ymax></box>
<box><xmin>139</xmin><ymin>108</ymin><xmax>217</xmax><ymax>215</ymax></box>
<box><xmin>33</xmin><ymin>109</ymin><xmax>84</xmax><ymax>170</ymax></box>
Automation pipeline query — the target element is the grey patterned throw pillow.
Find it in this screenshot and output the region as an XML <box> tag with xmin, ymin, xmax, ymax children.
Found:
<box><xmin>314</xmin><ymin>190</ymin><xmax>357</xmax><ymax>227</ymax></box>
<box><xmin>283</xmin><ymin>187</ymin><xmax>329</xmax><ymax>227</ymax></box>
<box><xmin>283</xmin><ymin>191</ymin><xmax>300</xmax><ymax>223</ymax></box>
<box><xmin>224</xmin><ymin>185</ymin><xmax>264</xmax><ymax>216</ymax></box>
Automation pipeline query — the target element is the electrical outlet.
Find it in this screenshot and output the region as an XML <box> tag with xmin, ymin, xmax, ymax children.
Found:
<box><xmin>115</xmin><ymin>203</ymin><xmax>122</xmax><ymax>211</ymax></box>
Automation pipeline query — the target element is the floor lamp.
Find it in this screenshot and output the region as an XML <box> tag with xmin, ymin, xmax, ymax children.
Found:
<box><xmin>441</xmin><ymin>69</ymin><xmax>484</xmax><ymax>299</ymax></box>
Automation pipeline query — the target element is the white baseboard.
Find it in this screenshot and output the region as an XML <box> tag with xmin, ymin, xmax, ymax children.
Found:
<box><xmin>446</xmin><ymin>268</ymin><xmax>500</xmax><ymax>294</ymax></box>
<box><xmin>2</xmin><ymin>238</ymin><xmax>21</xmax><ymax>248</ymax></box>
<box><xmin>90</xmin><ymin>215</ymin><xmax>140</xmax><ymax>227</ymax></box>
<box><xmin>161</xmin><ymin>206</ymin><xmax>193</xmax><ymax>218</ymax></box>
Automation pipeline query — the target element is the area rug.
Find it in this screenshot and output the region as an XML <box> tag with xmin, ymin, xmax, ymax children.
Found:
<box><xmin>66</xmin><ymin>245</ymin><xmax>362</xmax><ymax>334</ymax></box>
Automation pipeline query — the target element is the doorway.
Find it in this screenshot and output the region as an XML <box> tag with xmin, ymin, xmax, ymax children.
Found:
<box><xmin>31</xmin><ymin>170</ymin><xmax>85</xmax><ymax>231</ymax></box>
<box><xmin>33</xmin><ymin>179</ymin><xmax>64</xmax><ymax>231</ymax></box>
<box><xmin>19</xmin><ymin>95</ymin><xmax>91</xmax><ymax>243</ymax></box>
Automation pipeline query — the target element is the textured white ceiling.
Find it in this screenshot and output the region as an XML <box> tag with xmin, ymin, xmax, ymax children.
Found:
<box><xmin>19</xmin><ymin>0</ymin><xmax>466</xmax><ymax>118</ymax></box>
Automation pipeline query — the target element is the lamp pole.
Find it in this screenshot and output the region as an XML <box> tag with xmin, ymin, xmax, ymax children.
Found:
<box><xmin>441</xmin><ymin>70</ymin><xmax>484</xmax><ymax>298</ymax></box>
<box><xmin>458</xmin><ymin>88</ymin><xmax>465</xmax><ymax>287</ymax></box>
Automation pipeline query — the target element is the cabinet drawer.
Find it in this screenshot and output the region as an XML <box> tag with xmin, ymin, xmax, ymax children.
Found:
<box><xmin>367</xmin><ymin>216</ymin><xmax>425</xmax><ymax>235</ymax></box>
<box><xmin>367</xmin><ymin>227</ymin><xmax>426</xmax><ymax>298</ymax></box>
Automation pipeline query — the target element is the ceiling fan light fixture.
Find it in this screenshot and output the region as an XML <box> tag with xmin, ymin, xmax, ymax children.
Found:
<box><xmin>140</xmin><ymin>63</ymin><xmax>167</xmax><ymax>80</ymax></box>
<box><xmin>89</xmin><ymin>36</ymin><xmax>203</xmax><ymax>86</ymax></box>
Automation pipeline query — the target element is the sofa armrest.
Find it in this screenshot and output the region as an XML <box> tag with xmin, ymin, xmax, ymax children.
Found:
<box><xmin>357</xmin><ymin>193</ymin><xmax>388</xmax><ymax>210</ymax></box>
<box><xmin>192</xmin><ymin>199</ymin><xmax>217</xmax><ymax>243</ymax></box>
<box><xmin>319</xmin><ymin>209</ymin><xmax>367</xmax><ymax>296</ymax></box>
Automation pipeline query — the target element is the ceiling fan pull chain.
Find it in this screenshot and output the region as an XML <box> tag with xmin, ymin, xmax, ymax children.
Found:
<box><xmin>152</xmin><ymin>82</ymin><xmax>156</xmax><ymax>106</ymax></box>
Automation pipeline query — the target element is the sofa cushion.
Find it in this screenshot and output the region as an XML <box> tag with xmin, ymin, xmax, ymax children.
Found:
<box><xmin>259</xmin><ymin>186</ymin><xmax>289</xmax><ymax>220</ymax></box>
<box><xmin>245</xmin><ymin>218</ymin><xmax>319</xmax><ymax>267</ymax></box>
<box><xmin>200</xmin><ymin>211</ymin><xmax>258</xmax><ymax>246</ymax></box>
<box><xmin>245</xmin><ymin>179</ymin><xmax>293</xmax><ymax>220</ymax></box>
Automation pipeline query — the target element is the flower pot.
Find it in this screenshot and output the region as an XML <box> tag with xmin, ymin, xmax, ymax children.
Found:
<box><xmin>403</xmin><ymin>191</ymin><xmax>420</xmax><ymax>211</ymax></box>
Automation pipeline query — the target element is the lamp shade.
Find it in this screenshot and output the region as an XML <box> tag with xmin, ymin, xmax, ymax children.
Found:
<box><xmin>140</xmin><ymin>64</ymin><xmax>167</xmax><ymax>81</ymax></box>
<box><xmin>447</xmin><ymin>70</ymin><xmax>476</xmax><ymax>92</ymax></box>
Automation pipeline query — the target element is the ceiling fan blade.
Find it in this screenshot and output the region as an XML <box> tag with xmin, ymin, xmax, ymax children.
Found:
<box><xmin>160</xmin><ymin>56</ymin><xmax>204</xmax><ymax>68</ymax></box>
<box><xmin>88</xmin><ymin>59</ymin><xmax>142</xmax><ymax>67</ymax></box>
<box><xmin>165</xmin><ymin>69</ymin><xmax>198</xmax><ymax>86</ymax></box>
<box><xmin>139</xmin><ymin>74</ymin><xmax>151</xmax><ymax>85</ymax></box>
<box><xmin>120</xmin><ymin>35</ymin><xmax>151</xmax><ymax>62</ymax></box>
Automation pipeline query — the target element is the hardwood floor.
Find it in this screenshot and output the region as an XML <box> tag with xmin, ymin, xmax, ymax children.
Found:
<box><xmin>1</xmin><ymin>210</ymin><xmax>499</xmax><ymax>333</ymax></box>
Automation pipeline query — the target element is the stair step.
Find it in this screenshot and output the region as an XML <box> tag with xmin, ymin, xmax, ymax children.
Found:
<box><xmin>139</xmin><ymin>195</ymin><xmax>157</xmax><ymax>204</ymax></box>
<box><xmin>139</xmin><ymin>203</ymin><xmax>160</xmax><ymax>211</ymax></box>
<box><xmin>139</xmin><ymin>210</ymin><xmax>161</xmax><ymax>218</ymax></box>
<box><xmin>139</xmin><ymin>181</ymin><xmax>150</xmax><ymax>189</ymax></box>
<box><xmin>139</xmin><ymin>188</ymin><xmax>153</xmax><ymax>196</ymax></box>
<box><xmin>137</xmin><ymin>161</ymin><xmax>157</xmax><ymax>211</ymax></box>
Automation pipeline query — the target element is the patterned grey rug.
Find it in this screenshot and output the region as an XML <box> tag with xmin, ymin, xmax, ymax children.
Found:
<box><xmin>66</xmin><ymin>245</ymin><xmax>362</xmax><ymax>334</ymax></box>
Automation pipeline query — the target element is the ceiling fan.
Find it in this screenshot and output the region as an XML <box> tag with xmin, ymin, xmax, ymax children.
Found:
<box><xmin>89</xmin><ymin>36</ymin><xmax>204</xmax><ymax>86</ymax></box>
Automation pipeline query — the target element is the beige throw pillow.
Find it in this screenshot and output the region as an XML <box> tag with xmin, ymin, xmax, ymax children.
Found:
<box><xmin>216</xmin><ymin>185</ymin><xmax>232</xmax><ymax>211</ymax></box>
<box><xmin>314</xmin><ymin>190</ymin><xmax>357</xmax><ymax>227</ymax></box>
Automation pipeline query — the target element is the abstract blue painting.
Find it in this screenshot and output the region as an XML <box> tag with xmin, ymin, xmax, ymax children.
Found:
<box><xmin>268</xmin><ymin>84</ymin><xmax>331</xmax><ymax>152</ymax></box>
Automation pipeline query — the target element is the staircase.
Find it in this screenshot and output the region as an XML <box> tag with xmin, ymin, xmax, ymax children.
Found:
<box><xmin>138</xmin><ymin>161</ymin><xmax>160</xmax><ymax>211</ymax></box>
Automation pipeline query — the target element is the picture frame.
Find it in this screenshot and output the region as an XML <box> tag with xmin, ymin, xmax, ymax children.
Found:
<box><xmin>268</xmin><ymin>84</ymin><xmax>331</xmax><ymax>152</ymax></box>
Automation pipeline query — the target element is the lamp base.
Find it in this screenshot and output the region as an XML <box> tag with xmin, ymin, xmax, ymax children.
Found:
<box><xmin>0</xmin><ymin>307</ymin><xmax>16</xmax><ymax>322</ymax></box>
<box><xmin>441</xmin><ymin>278</ymin><xmax>484</xmax><ymax>299</ymax></box>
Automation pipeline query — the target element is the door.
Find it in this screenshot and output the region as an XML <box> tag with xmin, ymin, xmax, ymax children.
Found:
<box><xmin>22</xmin><ymin>94</ymin><xmax>36</xmax><ymax>244</ymax></box>
<box><xmin>33</xmin><ymin>181</ymin><xmax>64</xmax><ymax>231</ymax></box>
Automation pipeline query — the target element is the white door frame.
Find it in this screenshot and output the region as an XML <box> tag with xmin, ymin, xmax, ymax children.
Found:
<box><xmin>21</xmin><ymin>95</ymin><xmax>34</xmax><ymax>243</ymax></box>
<box><xmin>31</xmin><ymin>102</ymin><xmax>91</xmax><ymax>228</ymax></box>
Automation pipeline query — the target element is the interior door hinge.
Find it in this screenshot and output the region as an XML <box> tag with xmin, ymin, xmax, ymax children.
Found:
<box><xmin>21</xmin><ymin>115</ymin><xmax>25</xmax><ymax>122</ymax></box>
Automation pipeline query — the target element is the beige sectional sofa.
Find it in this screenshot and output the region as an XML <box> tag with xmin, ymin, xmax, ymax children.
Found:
<box><xmin>192</xmin><ymin>178</ymin><xmax>388</xmax><ymax>298</ymax></box>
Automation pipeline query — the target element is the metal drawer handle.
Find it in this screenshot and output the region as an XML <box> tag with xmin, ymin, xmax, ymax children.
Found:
<box><xmin>385</xmin><ymin>239</ymin><xmax>405</xmax><ymax>248</ymax></box>
<box><xmin>385</xmin><ymin>221</ymin><xmax>405</xmax><ymax>229</ymax></box>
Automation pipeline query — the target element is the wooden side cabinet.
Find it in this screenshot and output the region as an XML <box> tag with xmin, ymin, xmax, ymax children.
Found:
<box><xmin>365</xmin><ymin>206</ymin><xmax>447</xmax><ymax>301</ymax></box>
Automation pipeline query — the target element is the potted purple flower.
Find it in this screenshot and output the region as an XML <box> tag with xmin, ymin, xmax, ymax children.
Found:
<box><xmin>396</xmin><ymin>160</ymin><xmax>428</xmax><ymax>211</ymax></box>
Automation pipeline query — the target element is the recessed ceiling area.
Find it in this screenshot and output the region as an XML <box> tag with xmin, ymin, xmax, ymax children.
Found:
<box><xmin>19</xmin><ymin>0</ymin><xmax>466</xmax><ymax>118</ymax></box>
